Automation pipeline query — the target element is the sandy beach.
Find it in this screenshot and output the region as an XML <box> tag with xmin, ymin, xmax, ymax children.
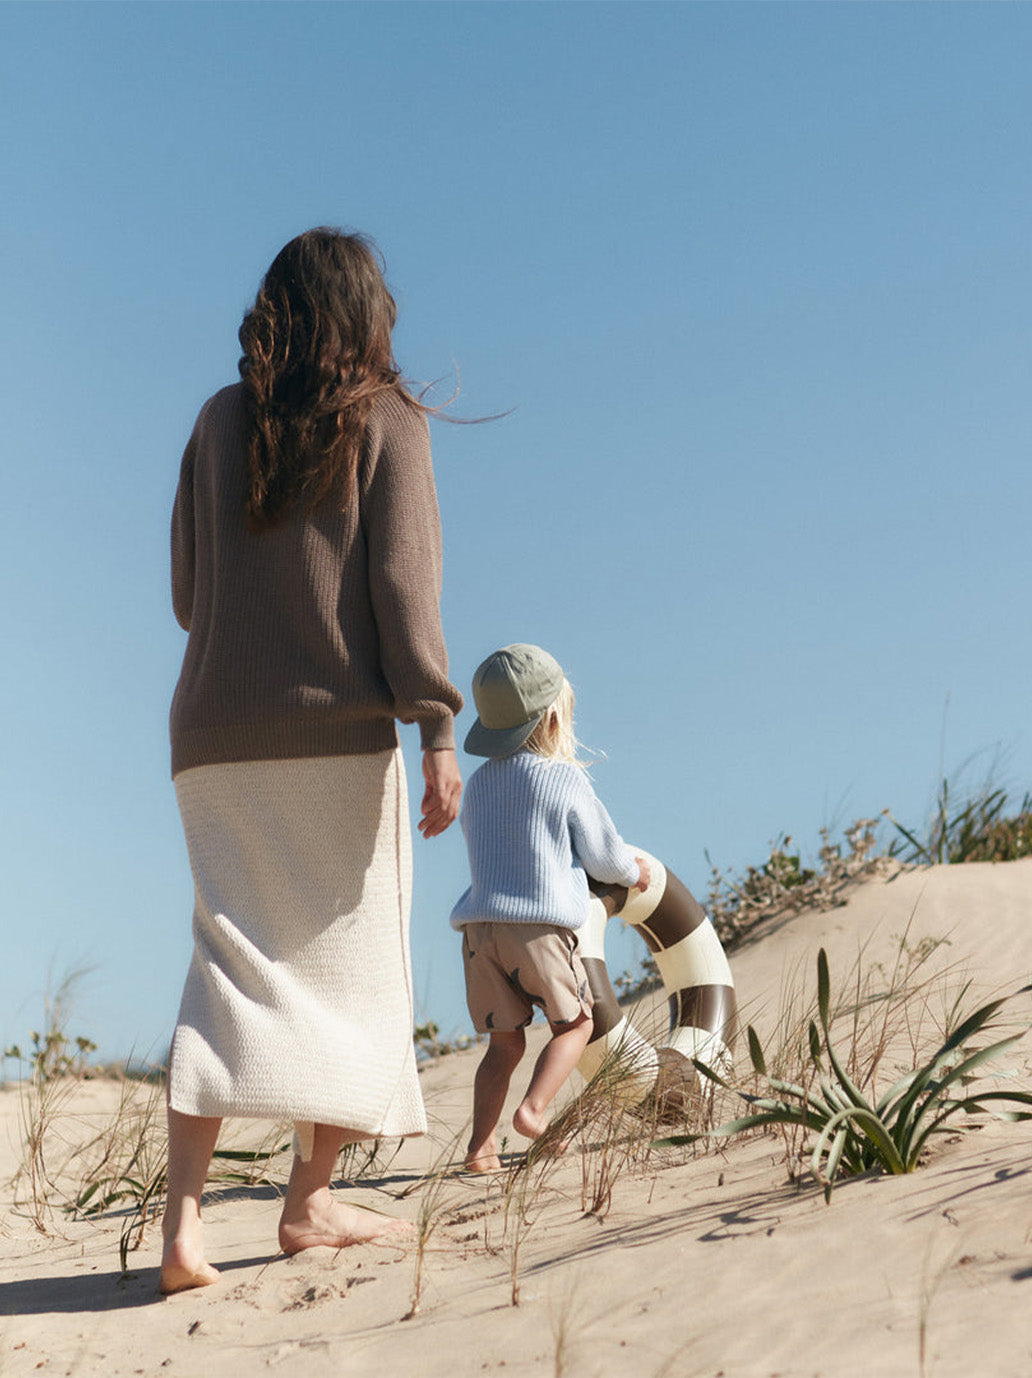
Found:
<box><xmin>3</xmin><ymin>859</ymin><xmax>1031</xmax><ymax>1378</ymax></box>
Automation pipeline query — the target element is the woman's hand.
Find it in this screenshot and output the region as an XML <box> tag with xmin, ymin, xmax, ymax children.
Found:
<box><xmin>418</xmin><ymin>749</ymin><xmax>462</xmax><ymax>838</ymax></box>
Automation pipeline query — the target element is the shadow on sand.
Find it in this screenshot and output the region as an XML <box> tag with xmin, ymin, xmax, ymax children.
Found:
<box><xmin>0</xmin><ymin>1254</ymin><xmax>271</xmax><ymax>1316</ymax></box>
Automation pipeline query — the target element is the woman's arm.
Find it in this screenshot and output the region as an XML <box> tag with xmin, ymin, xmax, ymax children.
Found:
<box><xmin>362</xmin><ymin>397</ymin><xmax>464</xmax><ymax>750</ymax></box>
<box><xmin>170</xmin><ymin>430</ymin><xmax>197</xmax><ymax>631</ymax></box>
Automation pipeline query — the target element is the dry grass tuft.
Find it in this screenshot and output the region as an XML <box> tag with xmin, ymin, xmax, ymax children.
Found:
<box><xmin>4</xmin><ymin>970</ymin><xmax>101</xmax><ymax>1233</ymax></box>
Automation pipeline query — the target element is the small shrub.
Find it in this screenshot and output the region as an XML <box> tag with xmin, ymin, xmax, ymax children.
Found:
<box><xmin>4</xmin><ymin>1030</ymin><xmax>98</xmax><ymax>1083</ymax></box>
<box><xmin>413</xmin><ymin>1021</ymin><xmax>478</xmax><ymax>1063</ymax></box>
<box><xmin>706</xmin><ymin>818</ymin><xmax>889</xmax><ymax>948</ymax></box>
<box><xmin>5</xmin><ymin>971</ymin><xmax>98</xmax><ymax>1231</ymax></box>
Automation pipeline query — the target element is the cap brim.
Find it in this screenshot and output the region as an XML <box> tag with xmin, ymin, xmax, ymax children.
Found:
<box><xmin>463</xmin><ymin>715</ymin><xmax>540</xmax><ymax>759</ymax></box>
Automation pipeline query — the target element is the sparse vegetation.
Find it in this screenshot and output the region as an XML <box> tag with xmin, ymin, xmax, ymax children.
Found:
<box><xmin>6</xmin><ymin>766</ymin><xmax>1031</xmax><ymax>1294</ymax></box>
<box><xmin>413</xmin><ymin>1021</ymin><xmax>480</xmax><ymax>1063</ymax></box>
<box><xmin>890</xmin><ymin>780</ymin><xmax>1032</xmax><ymax>865</ymax></box>
<box><xmin>401</xmin><ymin>1129</ymin><xmax>466</xmax><ymax>1319</ymax></box>
<box><xmin>4</xmin><ymin>971</ymin><xmax>101</xmax><ymax>1231</ymax></box>
<box><xmin>615</xmin><ymin>816</ymin><xmax>890</xmax><ymax>1000</ymax></box>
<box><xmin>618</xmin><ymin>765</ymin><xmax>1032</xmax><ymax>1000</ymax></box>
<box><xmin>668</xmin><ymin>947</ymin><xmax>1032</xmax><ymax>1200</ymax></box>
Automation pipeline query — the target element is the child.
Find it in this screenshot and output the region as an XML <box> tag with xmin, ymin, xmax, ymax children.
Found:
<box><xmin>451</xmin><ymin>643</ymin><xmax>649</xmax><ymax>1172</ymax></box>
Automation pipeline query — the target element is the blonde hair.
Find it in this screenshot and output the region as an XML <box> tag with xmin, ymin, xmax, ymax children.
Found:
<box><xmin>524</xmin><ymin>678</ymin><xmax>588</xmax><ymax>768</ymax></box>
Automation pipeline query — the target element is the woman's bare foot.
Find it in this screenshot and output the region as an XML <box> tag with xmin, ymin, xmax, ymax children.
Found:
<box><xmin>278</xmin><ymin>1189</ymin><xmax>411</xmax><ymax>1255</ymax></box>
<box><xmin>159</xmin><ymin>1238</ymin><xmax>220</xmax><ymax>1295</ymax></box>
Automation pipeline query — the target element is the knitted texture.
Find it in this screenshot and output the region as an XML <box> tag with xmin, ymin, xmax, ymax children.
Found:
<box><xmin>170</xmin><ymin>750</ymin><xmax>426</xmax><ymax>1139</ymax></box>
<box><xmin>170</xmin><ymin>383</ymin><xmax>462</xmax><ymax>776</ymax></box>
<box><xmin>451</xmin><ymin>752</ymin><xmax>640</xmax><ymax>931</ymax></box>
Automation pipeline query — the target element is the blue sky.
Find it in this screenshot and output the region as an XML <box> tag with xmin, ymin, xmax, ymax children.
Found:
<box><xmin>2</xmin><ymin>2</ymin><xmax>1030</xmax><ymax>1063</ymax></box>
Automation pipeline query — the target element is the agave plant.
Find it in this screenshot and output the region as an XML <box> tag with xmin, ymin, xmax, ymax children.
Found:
<box><xmin>672</xmin><ymin>949</ymin><xmax>1032</xmax><ymax>1200</ymax></box>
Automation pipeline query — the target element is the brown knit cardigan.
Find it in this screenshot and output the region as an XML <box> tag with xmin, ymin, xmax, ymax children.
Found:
<box><xmin>170</xmin><ymin>383</ymin><xmax>463</xmax><ymax>777</ymax></box>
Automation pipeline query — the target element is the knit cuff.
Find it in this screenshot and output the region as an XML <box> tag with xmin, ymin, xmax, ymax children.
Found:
<box><xmin>419</xmin><ymin>715</ymin><xmax>457</xmax><ymax>751</ymax></box>
<box><xmin>620</xmin><ymin>850</ymin><xmax>642</xmax><ymax>888</ymax></box>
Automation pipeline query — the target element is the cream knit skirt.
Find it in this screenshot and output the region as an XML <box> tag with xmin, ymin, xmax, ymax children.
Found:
<box><xmin>169</xmin><ymin>749</ymin><xmax>426</xmax><ymax>1147</ymax></box>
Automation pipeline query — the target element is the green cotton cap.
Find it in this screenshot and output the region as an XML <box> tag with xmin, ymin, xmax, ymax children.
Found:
<box><xmin>463</xmin><ymin>644</ymin><xmax>565</xmax><ymax>758</ymax></box>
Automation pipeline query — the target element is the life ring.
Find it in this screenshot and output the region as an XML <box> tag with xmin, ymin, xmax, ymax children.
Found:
<box><xmin>576</xmin><ymin>848</ymin><xmax>736</xmax><ymax>1117</ymax></box>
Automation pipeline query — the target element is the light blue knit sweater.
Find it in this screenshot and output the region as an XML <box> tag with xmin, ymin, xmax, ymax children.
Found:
<box><xmin>450</xmin><ymin>751</ymin><xmax>640</xmax><ymax>931</ymax></box>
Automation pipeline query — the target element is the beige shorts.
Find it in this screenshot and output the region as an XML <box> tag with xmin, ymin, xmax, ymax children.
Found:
<box><xmin>460</xmin><ymin>922</ymin><xmax>594</xmax><ymax>1033</ymax></box>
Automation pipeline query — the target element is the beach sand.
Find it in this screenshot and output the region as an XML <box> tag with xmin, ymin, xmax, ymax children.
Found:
<box><xmin>2</xmin><ymin>859</ymin><xmax>1031</xmax><ymax>1377</ymax></box>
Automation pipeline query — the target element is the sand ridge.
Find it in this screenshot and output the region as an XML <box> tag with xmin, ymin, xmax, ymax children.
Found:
<box><xmin>2</xmin><ymin>859</ymin><xmax>1031</xmax><ymax>1377</ymax></box>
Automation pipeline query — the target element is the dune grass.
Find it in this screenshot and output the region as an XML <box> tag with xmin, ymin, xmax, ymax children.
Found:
<box><xmin>889</xmin><ymin>781</ymin><xmax>1032</xmax><ymax>866</ymax></box>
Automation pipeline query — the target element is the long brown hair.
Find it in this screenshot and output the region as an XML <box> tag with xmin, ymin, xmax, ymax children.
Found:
<box><xmin>238</xmin><ymin>228</ymin><xmax>416</xmax><ymax>529</ymax></box>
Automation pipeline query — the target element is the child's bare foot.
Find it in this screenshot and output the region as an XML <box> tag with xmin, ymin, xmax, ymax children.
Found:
<box><xmin>513</xmin><ymin>1103</ymin><xmax>574</xmax><ymax>1157</ymax></box>
<box><xmin>512</xmin><ymin>1102</ymin><xmax>548</xmax><ymax>1141</ymax></box>
<box><xmin>465</xmin><ymin>1140</ymin><xmax>502</xmax><ymax>1172</ymax></box>
<box><xmin>278</xmin><ymin>1191</ymin><xmax>411</xmax><ymax>1255</ymax></box>
<box><xmin>159</xmin><ymin>1238</ymin><xmax>220</xmax><ymax>1295</ymax></box>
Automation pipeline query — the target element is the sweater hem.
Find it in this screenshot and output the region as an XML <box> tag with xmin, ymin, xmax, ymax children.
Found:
<box><xmin>171</xmin><ymin>718</ymin><xmax>400</xmax><ymax>777</ymax></box>
<box><xmin>450</xmin><ymin>913</ymin><xmax>586</xmax><ymax>932</ymax></box>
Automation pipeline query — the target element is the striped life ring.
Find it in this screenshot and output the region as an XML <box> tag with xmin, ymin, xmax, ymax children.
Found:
<box><xmin>576</xmin><ymin>848</ymin><xmax>736</xmax><ymax>1116</ymax></box>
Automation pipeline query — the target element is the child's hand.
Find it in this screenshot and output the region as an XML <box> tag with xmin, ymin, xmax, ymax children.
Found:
<box><xmin>419</xmin><ymin>748</ymin><xmax>463</xmax><ymax>838</ymax></box>
<box><xmin>634</xmin><ymin>856</ymin><xmax>651</xmax><ymax>892</ymax></box>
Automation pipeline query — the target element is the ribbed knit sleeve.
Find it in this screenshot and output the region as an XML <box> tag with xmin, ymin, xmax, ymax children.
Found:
<box><xmin>360</xmin><ymin>395</ymin><xmax>463</xmax><ymax>751</ymax></box>
<box><xmin>567</xmin><ymin>772</ymin><xmax>642</xmax><ymax>888</ymax></box>
<box><xmin>170</xmin><ymin>423</ymin><xmax>197</xmax><ymax>631</ymax></box>
<box><xmin>450</xmin><ymin>754</ymin><xmax>639</xmax><ymax>930</ymax></box>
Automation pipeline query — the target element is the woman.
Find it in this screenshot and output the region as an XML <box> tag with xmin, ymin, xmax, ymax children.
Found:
<box><xmin>161</xmin><ymin>228</ymin><xmax>464</xmax><ymax>1294</ymax></box>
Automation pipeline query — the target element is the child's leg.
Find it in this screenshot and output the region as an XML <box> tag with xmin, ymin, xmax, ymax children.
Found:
<box><xmin>512</xmin><ymin>1011</ymin><xmax>593</xmax><ymax>1142</ymax></box>
<box><xmin>467</xmin><ymin>1030</ymin><xmax>525</xmax><ymax>1171</ymax></box>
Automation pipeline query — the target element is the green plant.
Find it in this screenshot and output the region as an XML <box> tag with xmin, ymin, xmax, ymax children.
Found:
<box><xmin>3</xmin><ymin>966</ymin><xmax>99</xmax><ymax>1087</ymax></box>
<box><xmin>663</xmin><ymin>948</ymin><xmax>1032</xmax><ymax>1200</ymax></box>
<box><xmin>890</xmin><ymin>780</ymin><xmax>1032</xmax><ymax>865</ymax></box>
<box><xmin>4</xmin><ymin>1029</ymin><xmax>98</xmax><ymax>1083</ymax></box>
<box><xmin>65</xmin><ymin>1073</ymin><xmax>168</xmax><ymax>1271</ymax></box>
<box><xmin>413</xmin><ymin>1020</ymin><xmax>478</xmax><ymax>1062</ymax></box>
<box><xmin>705</xmin><ymin>818</ymin><xmax>888</xmax><ymax>948</ymax></box>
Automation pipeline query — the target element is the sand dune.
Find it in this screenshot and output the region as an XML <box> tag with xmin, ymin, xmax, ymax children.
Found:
<box><xmin>2</xmin><ymin>859</ymin><xmax>1031</xmax><ymax>1377</ymax></box>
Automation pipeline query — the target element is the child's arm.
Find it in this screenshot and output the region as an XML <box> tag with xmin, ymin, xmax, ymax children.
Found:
<box><xmin>567</xmin><ymin>772</ymin><xmax>642</xmax><ymax>889</ymax></box>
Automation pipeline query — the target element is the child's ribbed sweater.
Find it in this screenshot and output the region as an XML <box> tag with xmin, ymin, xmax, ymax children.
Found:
<box><xmin>450</xmin><ymin>751</ymin><xmax>639</xmax><ymax>931</ymax></box>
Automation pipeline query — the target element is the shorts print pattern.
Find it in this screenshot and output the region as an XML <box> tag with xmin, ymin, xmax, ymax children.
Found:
<box><xmin>460</xmin><ymin>922</ymin><xmax>594</xmax><ymax>1034</ymax></box>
